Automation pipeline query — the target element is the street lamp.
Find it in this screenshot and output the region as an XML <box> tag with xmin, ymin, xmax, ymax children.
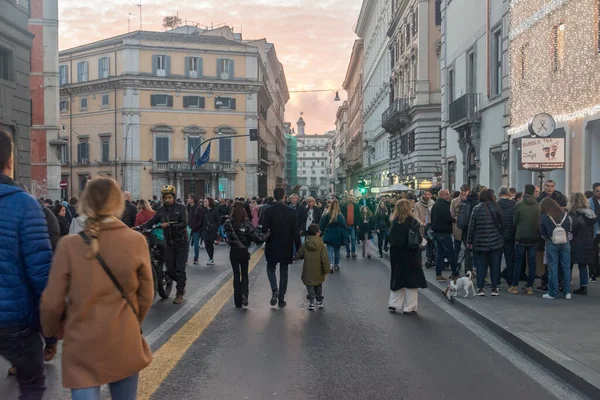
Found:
<box><xmin>334</xmin><ymin>91</ymin><xmax>341</xmax><ymax>101</ymax></box>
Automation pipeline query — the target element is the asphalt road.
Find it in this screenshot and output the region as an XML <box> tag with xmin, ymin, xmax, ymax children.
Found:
<box><xmin>150</xmin><ymin>252</ymin><xmax>571</xmax><ymax>400</ymax></box>
<box><xmin>1</xmin><ymin>243</ymin><xmax>584</xmax><ymax>400</ymax></box>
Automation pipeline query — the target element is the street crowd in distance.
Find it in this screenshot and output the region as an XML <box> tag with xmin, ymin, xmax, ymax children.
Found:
<box><xmin>2</xmin><ymin>126</ymin><xmax>600</xmax><ymax>399</ymax></box>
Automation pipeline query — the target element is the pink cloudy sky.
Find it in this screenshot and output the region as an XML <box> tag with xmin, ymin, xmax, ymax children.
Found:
<box><xmin>58</xmin><ymin>0</ymin><xmax>363</xmax><ymax>133</ymax></box>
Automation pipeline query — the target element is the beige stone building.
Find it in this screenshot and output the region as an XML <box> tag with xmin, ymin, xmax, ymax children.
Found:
<box><xmin>508</xmin><ymin>0</ymin><xmax>600</xmax><ymax>192</ymax></box>
<box><xmin>342</xmin><ymin>39</ymin><xmax>364</xmax><ymax>192</ymax></box>
<box><xmin>58</xmin><ymin>26</ymin><xmax>288</xmax><ymax>199</ymax></box>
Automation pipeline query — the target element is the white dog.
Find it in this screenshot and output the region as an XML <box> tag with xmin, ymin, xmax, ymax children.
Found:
<box><xmin>453</xmin><ymin>271</ymin><xmax>475</xmax><ymax>297</ymax></box>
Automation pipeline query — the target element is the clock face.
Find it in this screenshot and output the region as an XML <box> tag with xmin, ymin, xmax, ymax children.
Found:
<box><xmin>528</xmin><ymin>113</ymin><xmax>556</xmax><ymax>137</ymax></box>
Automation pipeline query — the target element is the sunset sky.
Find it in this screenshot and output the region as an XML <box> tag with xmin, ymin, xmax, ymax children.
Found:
<box><xmin>58</xmin><ymin>0</ymin><xmax>364</xmax><ymax>133</ymax></box>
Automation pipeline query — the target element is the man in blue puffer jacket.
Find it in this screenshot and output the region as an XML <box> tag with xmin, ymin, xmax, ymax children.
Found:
<box><xmin>0</xmin><ymin>130</ymin><xmax>52</xmax><ymax>399</ymax></box>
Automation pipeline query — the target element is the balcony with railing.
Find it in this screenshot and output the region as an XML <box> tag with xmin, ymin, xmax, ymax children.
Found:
<box><xmin>151</xmin><ymin>161</ymin><xmax>236</xmax><ymax>174</ymax></box>
<box><xmin>382</xmin><ymin>98</ymin><xmax>411</xmax><ymax>134</ymax></box>
<box><xmin>448</xmin><ymin>93</ymin><xmax>481</xmax><ymax>130</ymax></box>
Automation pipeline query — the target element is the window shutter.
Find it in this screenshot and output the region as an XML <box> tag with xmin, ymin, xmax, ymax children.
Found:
<box><xmin>166</xmin><ymin>55</ymin><xmax>171</xmax><ymax>76</ymax></box>
<box><xmin>84</xmin><ymin>61</ymin><xmax>88</xmax><ymax>80</ymax></box>
<box><xmin>199</xmin><ymin>97</ymin><xmax>205</xmax><ymax>108</ymax></box>
<box><xmin>217</xmin><ymin>58</ymin><xmax>222</xmax><ymax>78</ymax></box>
<box><xmin>183</xmin><ymin>96</ymin><xmax>189</xmax><ymax>108</ymax></box>
<box><xmin>152</xmin><ymin>55</ymin><xmax>157</xmax><ymax>75</ymax></box>
<box><xmin>230</xmin><ymin>59</ymin><xmax>234</xmax><ymax>79</ymax></box>
<box><xmin>198</xmin><ymin>57</ymin><xmax>203</xmax><ymax>77</ymax></box>
<box><xmin>106</xmin><ymin>57</ymin><xmax>110</xmax><ymax>77</ymax></box>
<box><xmin>98</xmin><ymin>58</ymin><xmax>102</xmax><ymax>79</ymax></box>
<box><xmin>184</xmin><ymin>56</ymin><xmax>189</xmax><ymax>77</ymax></box>
<box><xmin>167</xmin><ymin>95</ymin><xmax>173</xmax><ymax>107</ymax></box>
<box><xmin>77</xmin><ymin>143</ymin><xmax>81</xmax><ymax>162</ymax></box>
<box><xmin>150</xmin><ymin>94</ymin><xmax>157</xmax><ymax>106</ymax></box>
<box><xmin>230</xmin><ymin>98</ymin><xmax>236</xmax><ymax>110</ymax></box>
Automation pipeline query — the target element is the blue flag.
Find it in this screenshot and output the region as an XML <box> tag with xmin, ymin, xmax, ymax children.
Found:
<box><xmin>195</xmin><ymin>142</ymin><xmax>211</xmax><ymax>168</ymax></box>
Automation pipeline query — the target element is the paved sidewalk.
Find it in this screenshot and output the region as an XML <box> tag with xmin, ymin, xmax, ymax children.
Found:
<box><xmin>369</xmin><ymin>241</ymin><xmax>600</xmax><ymax>398</ymax></box>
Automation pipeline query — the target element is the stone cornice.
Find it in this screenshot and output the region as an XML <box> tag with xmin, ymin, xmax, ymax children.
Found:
<box><xmin>60</xmin><ymin>75</ymin><xmax>264</xmax><ymax>96</ymax></box>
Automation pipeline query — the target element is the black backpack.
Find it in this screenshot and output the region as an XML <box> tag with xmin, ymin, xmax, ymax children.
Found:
<box><xmin>457</xmin><ymin>202</ymin><xmax>471</xmax><ymax>231</ymax></box>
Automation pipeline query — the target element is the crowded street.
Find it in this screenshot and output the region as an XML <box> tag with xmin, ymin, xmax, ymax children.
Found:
<box><xmin>0</xmin><ymin>240</ymin><xmax>588</xmax><ymax>399</ymax></box>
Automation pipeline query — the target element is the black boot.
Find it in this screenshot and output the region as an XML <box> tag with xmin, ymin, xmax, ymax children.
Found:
<box><xmin>574</xmin><ymin>286</ymin><xmax>588</xmax><ymax>295</ymax></box>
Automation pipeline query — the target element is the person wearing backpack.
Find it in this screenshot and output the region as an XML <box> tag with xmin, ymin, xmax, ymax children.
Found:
<box><xmin>540</xmin><ymin>197</ymin><xmax>572</xmax><ymax>299</ymax></box>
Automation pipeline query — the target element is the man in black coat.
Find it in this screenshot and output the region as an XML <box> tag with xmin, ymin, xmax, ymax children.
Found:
<box><xmin>121</xmin><ymin>191</ymin><xmax>138</xmax><ymax>228</ymax></box>
<box><xmin>431</xmin><ymin>189</ymin><xmax>459</xmax><ymax>280</ymax></box>
<box><xmin>262</xmin><ymin>188</ymin><xmax>302</xmax><ymax>307</ymax></box>
<box><xmin>497</xmin><ymin>186</ymin><xmax>517</xmax><ymax>286</ymax></box>
<box><xmin>289</xmin><ymin>193</ymin><xmax>307</xmax><ymax>236</ymax></box>
<box><xmin>536</xmin><ymin>179</ymin><xmax>567</xmax><ymax>207</ymax></box>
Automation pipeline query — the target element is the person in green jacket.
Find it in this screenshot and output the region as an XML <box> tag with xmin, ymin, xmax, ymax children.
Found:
<box><xmin>296</xmin><ymin>224</ymin><xmax>330</xmax><ymax>311</ymax></box>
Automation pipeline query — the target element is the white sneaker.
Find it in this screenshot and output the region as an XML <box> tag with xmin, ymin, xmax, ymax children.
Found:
<box><xmin>316</xmin><ymin>301</ymin><xmax>324</xmax><ymax>309</ymax></box>
<box><xmin>207</xmin><ymin>259</ymin><xmax>214</xmax><ymax>265</ymax></box>
<box><xmin>542</xmin><ymin>294</ymin><xmax>555</xmax><ymax>299</ymax></box>
<box><xmin>565</xmin><ymin>293</ymin><xmax>572</xmax><ymax>300</ymax></box>
<box><xmin>307</xmin><ymin>302</ymin><xmax>315</xmax><ymax>311</ymax></box>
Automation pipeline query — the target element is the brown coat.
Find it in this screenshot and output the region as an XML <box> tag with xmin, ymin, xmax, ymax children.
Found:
<box><xmin>40</xmin><ymin>219</ymin><xmax>153</xmax><ymax>389</ymax></box>
<box><xmin>450</xmin><ymin>196</ymin><xmax>463</xmax><ymax>241</ymax></box>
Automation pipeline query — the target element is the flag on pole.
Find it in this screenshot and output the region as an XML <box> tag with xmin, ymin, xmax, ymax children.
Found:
<box><xmin>195</xmin><ymin>142</ymin><xmax>211</xmax><ymax>168</ymax></box>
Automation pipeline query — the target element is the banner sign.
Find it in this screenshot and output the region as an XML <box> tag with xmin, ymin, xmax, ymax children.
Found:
<box><xmin>520</xmin><ymin>138</ymin><xmax>565</xmax><ymax>170</ymax></box>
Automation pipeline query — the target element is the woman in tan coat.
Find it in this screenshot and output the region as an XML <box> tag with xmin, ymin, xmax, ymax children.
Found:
<box><xmin>41</xmin><ymin>177</ymin><xmax>153</xmax><ymax>399</ymax></box>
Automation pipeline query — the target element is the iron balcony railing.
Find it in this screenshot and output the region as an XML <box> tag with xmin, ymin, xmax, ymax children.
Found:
<box><xmin>448</xmin><ymin>93</ymin><xmax>481</xmax><ymax>128</ymax></box>
<box><xmin>382</xmin><ymin>98</ymin><xmax>411</xmax><ymax>134</ymax></box>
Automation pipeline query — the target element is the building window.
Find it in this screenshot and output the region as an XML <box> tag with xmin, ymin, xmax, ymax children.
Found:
<box><xmin>102</xmin><ymin>93</ymin><xmax>110</xmax><ymax>106</ymax></box>
<box><xmin>59</xmin><ymin>145</ymin><xmax>69</xmax><ymax>164</ymax></box>
<box><xmin>183</xmin><ymin>96</ymin><xmax>205</xmax><ymax>108</ymax></box>
<box><xmin>77</xmin><ymin>141</ymin><xmax>89</xmax><ymax>163</ymax></box>
<box><xmin>60</xmin><ymin>99</ymin><xmax>69</xmax><ymax>113</ymax></box>
<box><xmin>553</xmin><ymin>23</ymin><xmax>566</xmax><ymax>72</ymax></box>
<box><xmin>219</xmin><ymin>138</ymin><xmax>232</xmax><ymax>162</ymax></box>
<box><xmin>101</xmin><ymin>139</ymin><xmax>110</xmax><ymax>162</ymax></box>
<box><xmin>447</xmin><ymin>68</ymin><xmax>455</xmax><ymax>103</ymax></box>
<box><xmin>217</xmin><ymin>58</ymin><xmax>233</xmax><ymax>79</ymax></box>
<box><xmin>59</xmin><ymin>65</ymin><xmax>68</xmax><ymax>85</ymax></box>
<box><xmin>150</xmin><ymin>94</ymin><xmax>173</xmax><ymax>107</ymax></box>
<box><xmin>214</xmin><ymin>97</ymin><xmax>236</xmax><ymax>110</ymax></box>
<box><xmin>491</xmin><ymin>29</ymin><xmax>502</xmax><ymax>96</ymax></box>
<box><xmin>77</xmin><ymin>61</ymin><xmax>88</xmax><ymax>82</ymax></box>
<box><xmin>0</xmin><ymin>47</ymin><xmax>13</xmax><ymax>82</ymax></box>
<box><xmin>401</xmin><ymin>134</ymin><xmax>408</xmax><ymax>155</ymax></box>
<box><xmin>80</xmin><ymin>97</ymin><xmax>88</xmax><ymax>110</ymax></box>
<box><xmin>188</xmin><ymin>136</ymin><xmax>202</xmax><ymax>163</ymax></box>
<box><xmin>467</xmin><ymin>51</ymin><xmax>476</xmax><ymax>93</ymax></box>
<box><xmin>412</xmin><ymin>8</ymin><xmax>418</xmax><ymax>37</ymax></box>
<box><xmin>153</xmin><ymin>55</ymin><xmax>169</xmax><ymax>77</ymax></box>
<box><xmin>408</xmin><ymin>131</ymin><xmax>416</xmax><ymax>153</ymax></box>
<box><xmin>98</xmin><ymin>56</ymin><xmax>109</xmax><ymax>79</ymax></box>
<box><xmin>186</xmin><ymin>56</ymin><xmax>202</xmax><ymax>78</ymax></box>
<box><xmin>520</xmin><ymin>45</ymin><xmax>527</xmax><ymax>81</ymax></box>
<box><xmin>155</xmin><ymin>137</ymin><xmax>170</xmax><ymax>162</ymax></box>
<box><xmin>78</xmin><ymin>175</ymin><xmax>88</xmax><ymax>192</ymax></box>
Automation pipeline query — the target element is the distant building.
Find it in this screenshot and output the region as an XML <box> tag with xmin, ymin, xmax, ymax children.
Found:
<box><xmin>333</xmin><ymin>101</ymin><xmax>348</xmax><ymax>194</ymax></box>
<box><xmin>0</xmin><ymin>0</ymin><xmax>34</xmax><ymax>186</ymax></box>
<box><xmin>356</xmin><ymin>0</ymin><xmax>391</xmax><ymax>195</ymax></box>
<box><xmin>29</xmin><ymin>0</ymin><xmax>61</xmax><ymax>200</ymax></box>
<box><xmin>284</xmin><ymin>122</ymin><xmax>297</xmax><ymax>190</ymax></box>
<box><xmin>295</xmin><ymin>117</ymin><xmax>332</xmax><ymax>198</ymax></box>
<box><xmin>58</xmin><ymin>26</ymin><xmax>288</xmax><ymax>199</ymax></box>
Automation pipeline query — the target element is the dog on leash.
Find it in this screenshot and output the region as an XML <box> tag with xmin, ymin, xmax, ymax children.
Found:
<box><xmin>454</xmin><ymin>271</ymin><xmax>475</xmax><ymax>297</ymax></box>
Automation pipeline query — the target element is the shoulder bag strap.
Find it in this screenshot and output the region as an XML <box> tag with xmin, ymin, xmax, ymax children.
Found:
<box><xmin>79</xmin><ymin>232</ymin><xmax>138</xmax><ymax>317</ymax></box>
<box><xmin>228</xmin><ymin>221</ymin><xmax>248</xmax><ymax>249</ymax></box>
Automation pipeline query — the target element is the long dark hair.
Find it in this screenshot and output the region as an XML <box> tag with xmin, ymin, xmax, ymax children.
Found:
<box><xmin>540</xmin><ymin>197</ymin><xmax>562</xmax><ymax>222</ymax></box>
<box><xmin>230</xmin><ymin>202</ymin><xmax>247</xmax><ymax>225</ymax></box>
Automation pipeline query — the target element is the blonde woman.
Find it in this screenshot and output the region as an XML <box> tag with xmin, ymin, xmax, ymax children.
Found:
<box><xmin>388</xmin><ymin>199</ymin><xmax>427</xmax><ymax>315</ymax></box>
<box><xmin>319</xmin><ymin>199</ymin><xmax>348</xmax><ymax>273</ymax></box>
<box><xmin>135</xmin><ymin>198</ymin><xmax>156</xmax><ymax>226</ymax></box>
<box><xmin>41</xmin><ymin>177</ymin><xmax>153</xmax><ymax>399</ymax></box>
<box><xmin>568</xmin><ymin>192</ymin><xmax>597</xmax><ymax>295</ymax></box>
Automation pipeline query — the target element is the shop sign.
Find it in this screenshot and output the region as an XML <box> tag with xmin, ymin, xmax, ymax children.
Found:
<box><xmin>520</xmin><ymin>138</ymin><xmax>565</xmax><ymax>170</ymax></box>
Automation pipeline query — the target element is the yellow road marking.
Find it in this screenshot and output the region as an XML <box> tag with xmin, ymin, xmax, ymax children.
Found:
<box><xmin>138</xmin><ymin>248</ymin><xmax>265</xmax><ymax>399</ymax></box>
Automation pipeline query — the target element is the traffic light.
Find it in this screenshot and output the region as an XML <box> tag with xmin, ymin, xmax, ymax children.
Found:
<box><xmin>358</xmin><ymin>179</ymin><xmax>366</xmax><ymax>194</ymax></box>
<box><xmin>249</xmin><ymin>129</ymin><xmax>259</xmax><ymax>141</ymax></box>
